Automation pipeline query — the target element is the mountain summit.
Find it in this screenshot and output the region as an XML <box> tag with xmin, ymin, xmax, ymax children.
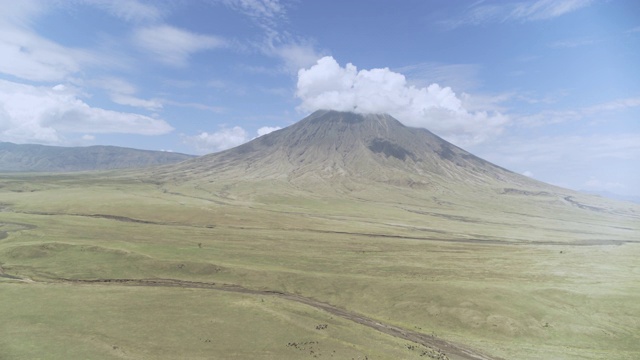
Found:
<box><xmin>164</xmin><ymin>110</ymin><xmax>535</xmax><ymax>191</ymax></box>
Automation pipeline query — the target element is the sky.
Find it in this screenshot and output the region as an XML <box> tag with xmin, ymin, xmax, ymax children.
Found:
<box><xmin>0</xmin><ymin>0</ymin><xmax>639</xmax><ymax>197</ymax></box>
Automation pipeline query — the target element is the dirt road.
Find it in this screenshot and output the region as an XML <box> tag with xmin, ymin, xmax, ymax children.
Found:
<box><xmin>47</xmin><ymin>277</ymin><xmax>500</xmax><ymax>360</ymax></box>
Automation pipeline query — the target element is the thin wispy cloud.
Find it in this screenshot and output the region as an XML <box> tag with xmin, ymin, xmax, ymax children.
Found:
<box><xmin>133</xmin><ymin>25</ymin><xmax>227</xmax><ymax>67</ymax></box>
<box><xmin>93</xmin><ymin>77</ymin><xmax>162</xmax><ymax>111</ymax></box>
<box><xmin>471</xmin><ymin>132</ymin><xmax>640</xmax><ymax>193</ymax></box>
<box><xmin>395</xmin><ymin>62</ymin><xmax>481</xmax><ymax>92</ymax></box>
<box><xmin>80</xmin><ymin>0</ymin><xmax>165</xmax><ymax>23</ymax></box>
<box><xmin>549</xmin><ymin>38</ymin><xmax>598</xmax><ymax>48</ymax></box>
<box><xmin>584</xmin><ymin>97</ymin><xmax>640</xmax><ymax>114</ymax></box>
<box><xmin>221</xmin><ymin>0</ymin><xmax>286</xmax><ymax>34</ymax></box>
<box><xmin>443</xmin><ymin>0</ymin><xmax>594</xmax><ymax>29</ymax></box>
<box><xmin>519</xmin><ymin>96</ymin><xmax>640</xmax><ymax>127</ymax></box>
<box><xmin>219</xmin><ymin>0</ymin><xmax>323</xmax><ymax>74</ymax></box>
<box><xmin>163</xmin><ymin>100</ymin><xmax>225</xmax><ymax>113</ymax></box>
<box><xmin>508</xmin><ymin>0</ymin><xmax>594</xmax><ymax>21</ymax></box>
<box><xmin>264</xmin><ymin>40</ymin><xmax>325</xmax><ymax>74</ymax></box>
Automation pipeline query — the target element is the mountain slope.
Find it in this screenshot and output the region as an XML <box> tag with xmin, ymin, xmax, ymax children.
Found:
<box><xmin>159</xmin><ymin>110</ymin><xmax>552</xmax><ymax>194</ymax></box>
<box><xmin>153</xmin><ymin>110</ymin><xmax>638</xmax><ymax>225</ymax></box>
<box><xmin>164</xmin><ymin>110</ymin><xmax>531</xmax><ymax>185</ymax></box>
<box><xmin>0</xmin><ymin>142</ymin><xmax>195</xmax><ymax>172</ymax></box>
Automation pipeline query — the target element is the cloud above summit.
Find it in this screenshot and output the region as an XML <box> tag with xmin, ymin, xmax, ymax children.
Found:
<box><xmin>296</xmin><ymin>56</ymin><xmax>509</xmax><ymax>146</ymax></box>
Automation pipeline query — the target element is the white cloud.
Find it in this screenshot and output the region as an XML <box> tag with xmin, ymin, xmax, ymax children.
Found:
<box><xmin>185</xmin><ymin>127</ymin><xmax>248</xmax><ymax>154</ymax></box>
<box><xmin>133</xmin><ymin>25</ymin><xmax>226</xmax><ymax>67</ymax></box>
<box><xmin>257</xmin><ymin>126</ymin><xmax>281</xmax><ymax>136</ymax></box>
<box><xmin>184</xmin><ymin>124</ymin><xmax>283</xmax><ymax>154</ymax></box>
<box><xmin>296</xmin><ymin>56</ymin><xmax>509</xmax><ymax>146</ymax></box>
<box><xmin>0</xmin><ymin>1</ymin><xmax>127</xmax><ymax>83</ymax></box>
<box><xmin>0</xmin><ymin>79</ymin><xmax>173</xmax><ymax>144</ymax></box>
<box><xmin>0</xmin><ymin>24</ymin><xmax>93</xmax><ymax>82</ymax></box>
<box><xmin>110</xmin><ymin>93</ymin><xmax>163</xmax><ymax>111</ymax></box>
<box><xmin>522</xmin><ymin>170</ymin><xmax>534</xmax><ymax>177</ymax></box>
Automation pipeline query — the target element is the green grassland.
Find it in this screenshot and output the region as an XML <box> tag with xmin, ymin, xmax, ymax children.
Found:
<box><xmin>1</xmin><ymin>172</ymin><xmax>639</xmax><ymax>359</ymax></box>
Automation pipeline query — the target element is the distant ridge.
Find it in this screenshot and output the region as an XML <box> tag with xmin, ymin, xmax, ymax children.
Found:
<box><xmin>0</xmin><ymin>142</ymin><xmax>195</xmax><ymax>172</ymax></box>
<box><xmin>581</xmin><ymin>190</ymin><xmax>640</xmax><ymax>205</ymax></box>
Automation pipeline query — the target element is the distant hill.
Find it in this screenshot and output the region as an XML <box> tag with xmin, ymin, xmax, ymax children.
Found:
<box><xmin>581</xmin><ymin>190</ymin><xmax>640</xmax><ymax>205</ymax></box>
<box><xmin>0</xmin><ymin>142</ymin><xmax>195</xmax><ymax>172</ymax></box>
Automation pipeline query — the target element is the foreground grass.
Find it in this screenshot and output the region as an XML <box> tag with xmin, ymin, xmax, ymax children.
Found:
<box><xmin>1</xmin><ymin>282</ymin><xmax>433</xmax><ymax>359</ymax></box>
<box><xmin>1</xmin><ymin>172</ymin><xmax>639</xmax><ymax>359</ymax></box>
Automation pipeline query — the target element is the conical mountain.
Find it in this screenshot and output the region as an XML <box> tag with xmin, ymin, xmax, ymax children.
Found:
<box><xmin>164</xmin><ymin>110</ymin><xmax>537</xmax><ymax>191</ymax></box>
<box><xmin>149</xmin><ymin>109</ymin><xmax>637</xmax><ymax>243</ymax></box>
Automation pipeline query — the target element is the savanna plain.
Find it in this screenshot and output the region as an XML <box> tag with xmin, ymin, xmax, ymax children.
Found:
<box><xmin>1</xmin><ymin>170</ymin><xmax>639</xmax><ymax>360</ymax></box>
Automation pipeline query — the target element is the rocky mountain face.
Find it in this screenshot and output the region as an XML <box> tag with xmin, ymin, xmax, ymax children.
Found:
<box><xmin>165</xmin><ymin>110</ymin><xmax>540</xmax><ymax>190</ymax></box>
<box><xmin>0</xmin><ymin>142</ymin><xmax>194</xmax><ymax>172</ymax></box>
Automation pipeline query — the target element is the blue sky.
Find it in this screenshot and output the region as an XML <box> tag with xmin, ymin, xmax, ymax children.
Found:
<box><xmin>0</xmin><ymin>0</ymin><xmax>639</xmax><ymax>197</ymax></box>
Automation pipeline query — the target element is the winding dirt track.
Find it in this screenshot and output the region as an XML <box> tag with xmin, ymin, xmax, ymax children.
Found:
<box><xmin>48</xmin><ymin>277</ymin><xmax>499</xmax><ymax>360</ymax></box>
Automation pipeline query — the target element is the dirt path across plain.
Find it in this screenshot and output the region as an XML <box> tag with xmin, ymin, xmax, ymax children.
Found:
<box><xmin>45</xmin><ymin>277</ymin><xmax>500</xmax><ymax>360</ymax></box>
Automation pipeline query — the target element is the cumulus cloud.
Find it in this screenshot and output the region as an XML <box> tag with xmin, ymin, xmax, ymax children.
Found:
<box><xmin>185</xmin><ymin>125</ymin><xmax>282</xmax><ymax>154</ymax></box>
<box><xmin>133</xmin><ymin>25</ymin><xmax>226</xmax><ymax>67</ymax></box>
<box><xmin>257</xmin><ymin>126</ymin><xmax>281</xmax><ymax>136</ymax></box>
<box><xmin>0</xmin><ymin>79</ymin><xmax>173</xmax><ymax>144</ymax></box>
<box><xmin>296</xmin><ymin>56</ymin><xmax>509</xmax><ymax>146</ymax></box>
<box><xmin>185</xmin><ymin>127</ymin><xmax>248</xmax><ymax>154</ymax></box>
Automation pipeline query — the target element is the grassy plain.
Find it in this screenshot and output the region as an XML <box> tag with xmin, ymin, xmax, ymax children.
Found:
<box><xmin>1</xmin><ymin>171</ymin><xmax>639</xmax><ymax>359</ymax></box>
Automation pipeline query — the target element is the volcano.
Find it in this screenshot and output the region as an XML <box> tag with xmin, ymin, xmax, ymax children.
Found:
<box><xmin>154</xmin><ymin>110</ymin><xmax>638</xmax><ymax>221</ymax></box>
<box><xmin>165</xmin><ymin>110</ymin><xmax>534</xmax><ymax>188</ymax></box>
